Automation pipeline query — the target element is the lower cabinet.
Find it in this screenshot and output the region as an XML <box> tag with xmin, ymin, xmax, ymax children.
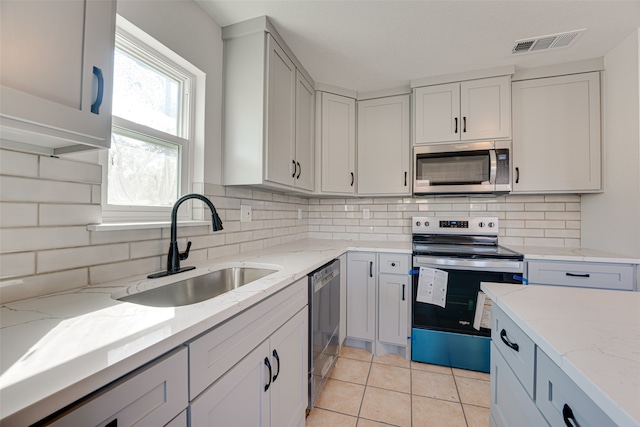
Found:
<box><xmin>190</xmin><ymin>308</ymin><xmax>308</xmax><ymax>427</ymax></box>
<box><xmin>188</xmin><ymin>277</ymin><xmax>308</xmax><ymax>427</ymax></box>
<box><xmin>47</xmin><ymin>347</ymin><xmax>188</xmax><ymax>427</ymax></box>
<box><xmin>526</xmin><ymin>259</ymin><xmax>636</xmax><ymax>291</ymax></box>
<box><xmin>346</xmin><ymin>252</ymin><xmax>410</xmax><ymax>357</ymax></box>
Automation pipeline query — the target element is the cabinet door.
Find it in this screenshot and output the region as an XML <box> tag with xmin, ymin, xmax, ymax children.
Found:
<box><xmin>320</xmin><ymin>93</ymin><xmax>356</xmax><ymax>194</ymax></box>
<box><xmin>295</xmin><ymin>71</ymin><xmax>315</xmax><ymax>191</ymax></box>
<box><xmin>414</xmin><ymin>83</ymin><xmax>460</xmax><ymax>144</ymax></box>
<box><xmin>346</xmin><ymin>253</ymin><xmax>376</xmax><ymax>340</ymax></box>
<box><xmin>357</xmin><ymin>95</ymin><xmax>411</xmax><ymax>195</ymax></box>
<box><xmin>0</xmin><ymin>0</ymin><xmax>115</xmax><ymax>152</ymax></box>
<box><xmin>189</xmin><ymin>341</ymin><xmax>270</xmax><ymax>427</ymax></box>
<box><xmin>512</xmin><ymin>72</ymin><xmax>601</xmax><ymax>193</ymax></box>
<box><xmin>460</xmin><ymin>76</ymin><xmax>511</xmax><ymax>141</ymax></box>
<box><xmin>269</xmin><ymin>308</ymin><xmax>308</xmax><ymax>427</ymax></box>
<box><xmin>265</xmin><ymin>35</ymin><xmax>296</xmax><ymax>187</ymax></box>
<box><xmin>378</xmin><ymin>273</ymin><xmax>409</xmax><ymax>346</ymax></box>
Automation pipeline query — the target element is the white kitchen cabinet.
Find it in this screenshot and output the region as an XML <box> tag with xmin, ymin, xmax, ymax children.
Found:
<box><xmin>319</xmin><ymin>92</ymin><xmax>357</xmax><ymax>194</ymax></box>
<box><xmin>414</xmin><ymin>76</ymin><xmax>510</xmax><ymax>144</ymax></box>
<box><xmin>526</xmin><ymin>259</ymin><xmax>636</xmax><ymax>291</ymax></box>
<box><xmin>346</xmin><ymin>252</ymin><xmax>411</xmax><ymax>357</ymax></box>
<box><xmin>0</xmin><ymin>0</ymin><xmax>116</xmax><ymax>155</ymax></box>
<box><xmin>222</xmin><ymin>17</ymin><xmax>315</xmax><ymax>193</ymax></box>
<box><xmin>512</xmin><ymin>72</ymin><xmax>601</xmax><ymax>193</ymax></box>
<box><xmin>190</xmin><ymin>308</ymin><xmax>308</xmax><ymax>427</ymax></box>
<box><xmin>357</xmin><ymin>95</ymin><xmax>411</xmax><ymax>195</ymax></box>
<box><xmin>48</xmin><ymin>348</ymin><xmax>188</xmax><ymax>427</ymax></box>
<box><xmin>346</xmin><ymin>252</ymin><xmax>376</xmax><ymax>341</ymax></box>
<box><xmin>188</xmin><ymin>277</ymin><xmax>308</xmax><ymax>427</ymax></box>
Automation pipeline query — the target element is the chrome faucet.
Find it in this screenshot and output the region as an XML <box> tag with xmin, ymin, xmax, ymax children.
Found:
<box><xmin>148</xmin><ymin>193</ymin><xmax>223</xmax><ymax>279</ymax></box>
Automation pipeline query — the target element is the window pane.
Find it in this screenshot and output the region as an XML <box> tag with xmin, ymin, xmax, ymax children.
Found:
<box><xmin>112</xmin><ymin>48</ymin><xmax>181</xmax><ymax>136</ymax></box>
<box><xmin>108</xmin><ymin>132</ymin><xmax>179</xmax><ymax>207</ymax></box>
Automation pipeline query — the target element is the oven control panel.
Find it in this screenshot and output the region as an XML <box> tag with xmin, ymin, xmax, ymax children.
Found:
<box><xmin>412</xmin><ymin>216</ymin><xmax>498</xmax><ymax>235</ymax></box>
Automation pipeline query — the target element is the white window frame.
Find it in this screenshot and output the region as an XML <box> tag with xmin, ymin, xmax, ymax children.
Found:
<box><xmin>100</xmin><ymin>17</ymin><xmax>197</xmax><ymax>222</ymax></box>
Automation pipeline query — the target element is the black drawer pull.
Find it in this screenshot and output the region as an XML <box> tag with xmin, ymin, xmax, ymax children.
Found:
<box><xmin>463</xmin><ymin>116</ymin><xmax>467</xmax><ymax>132</ymax></box>
<box><xmin>500</xmin><ymin>329</ymin><xmax>519</xmax><ymax>352</ymax></box>
<box><xmin>296</xmin><ymin>161</ymin><xmax>301</xmax><ymax>179</ymax></box>
<box><xmin>264</xmin><ymin>357</ymin><xmax>272</xmax><ymax>391</ymax></box>
<box><xmin>566</xmin><ymin>272</ymin><xmax>590</xmax><ymax>278</ymax></box>
<box><xmin>369</xmin><ymin>261</ymin><xmax>373</xmax><ymax>278</ymax></box>
<box><xmin>563</xmin><ymin>404</ymin><xmax>580</xmax><ymax>427</ymax></box>
<box><xmin>350</xmin><ymin>172</ymin><xmax>355</xmax><ymax>186</ymax></box>
<box><xmin>515</xmin><ymin>167</ymin><xmax>520</xmax><ymax>184</ymax></box>
<box><xmin>454</xmin><ymin>117</ymin><xmax>458</xmax><ymax>133</ymax></box>
<box><xmin>402</xmin><ymin>284</ymin><xmax>405</xmax><ymax>301</ymax></box>
<box><xmin>272</xmin><ymin>349</ymin><xmax>280</xmax><ymax>382</ymax></box>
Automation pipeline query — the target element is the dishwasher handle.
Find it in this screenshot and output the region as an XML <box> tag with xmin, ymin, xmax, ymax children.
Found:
<box><xmin>312</xmin><ymin>261</ymin><xmax>340</xmax><ymax>293</ymax></box>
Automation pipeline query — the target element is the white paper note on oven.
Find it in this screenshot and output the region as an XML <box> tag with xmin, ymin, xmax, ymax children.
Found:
<box><xmin>473</xmin><ymin>291</ymin><xmax>492</xmax><ymax>330</ymax></box>
<box><xmin>416</xmin><ymin>267</ymin><xmax>448</xmax><ymax>308</ymax></box>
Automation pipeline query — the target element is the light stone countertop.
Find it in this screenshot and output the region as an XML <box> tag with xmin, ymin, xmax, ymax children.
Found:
<box><xmin>481</xmin><ymin>282</ymin><xmax>640</xmax><ymax>427</ymax></box>
<box><xmin>508</xmin><ymin>245</ymin><xmax>640</xmax><ymax>264</ymax></box>
<box><xmin>0</xmin><ymin>238</ymin><xmax>410</xmax><ymax>425</ymax></box>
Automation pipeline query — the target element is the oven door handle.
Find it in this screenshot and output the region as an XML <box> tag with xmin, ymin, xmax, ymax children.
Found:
<box><xmin>413</xmin><ymin>256</ymin><xmax>523</xmax><ymax>273</ymax></box>
<box><xmin>489</xmin><ymin>149</ymin><xmax>497</xmax><ymax>185</ymax></box>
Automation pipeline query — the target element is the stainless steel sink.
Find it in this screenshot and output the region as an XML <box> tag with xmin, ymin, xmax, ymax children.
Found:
<box><xmin>117</xmin><ymin>267</ymin><xmax>278</xmax><ymax>307</ymax></box>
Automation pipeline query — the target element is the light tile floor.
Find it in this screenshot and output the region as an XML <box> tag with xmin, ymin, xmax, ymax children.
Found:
<box><xmin>306</xmin><ymin>346</ymin><xmax>490</xmax><ymax>427</ymax></box>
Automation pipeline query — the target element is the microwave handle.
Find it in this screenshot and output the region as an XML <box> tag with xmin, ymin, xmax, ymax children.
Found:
<box><xmin>489</xmin><ymin>150</ymin><xmax>497</xmax><ymax>185</ymax></box>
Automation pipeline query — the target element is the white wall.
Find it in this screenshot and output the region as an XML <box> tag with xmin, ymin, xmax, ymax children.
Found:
<box><xmin>117</xmin><ymin>0</ymin><xmax>224</xmax><ymax>186</ymax></box>
<box><xmin>582</xmin><ymin>28</ymin><xmax>640</xmax><ymax>257</ymax></box>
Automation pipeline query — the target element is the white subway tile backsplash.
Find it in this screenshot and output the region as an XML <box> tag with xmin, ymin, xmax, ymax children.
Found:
<box><xmin>506</xmin><ymin>228</ymin><xmax>545</xmax><ymax>237</ymax></box>
<box><xmin>39</xmin><ymin>156</ymin><xmax>102</xmax><ymax>183</ymax></box>
<box><xmin>0</xmin><ymin>268</ymin><xmax>88</xmax><ymax>304</ymax></box>
<box><xmin>38</xmin><ymin>243</ymin><xmax>130</xmax><ymax>273</ymax></box>
<box><xmin>39</xmin><ymin>204</ymin><xmax>102</xmax><ymax>226</ymax></box>
<box><xmin>90</xmin><ymin>257</ymin><xmax>161</xmax><ymax>284</ymax></box>
<box><xmin>91</xmin><ymin>228</ymin><xmax>161</xmax><ymax>245</ymax></box>
<box><xmin>0</xmin><ymin>203</ymin><xmax>38</xmax><ymax>227</ymax></box>
<box><xmin>225</xmin><ymin>187</ymin><xmax>253</xmax><ymax>199</ymax></box>
<box><xmin>526</xmin><ymin>203</ymin><xmax>565</xmax><ymax>212</ymax></box>
<box><xmin>91</xmin><ymin>185</ymin><xmax>101</xmax><ymax>204</ymax></box>
<box><xmin>240</xmin><ymin>240</ymin><xmax>264</xmax><ymax>253</ymax></box>
<box><xmin>0</xmin><ymin>252</ymin><xmax>35</xmax><ymax>278</ymax></box>
<box><xmin>506</xmin><ymin>211</ymin><xmax>545</xmax><ymax>220</ymax></box>
<box><xmin>0</xmin><ymin>176</ymin><xmax>92</xmax><ymax>203</ymax></box>
<box><xmin>1</xmin><ymin>226</ymin><xmax>89</xmax><ymax>253</ymax></box>
<box><xmin>545</xmin><ymin>229</ymin><xmax>581</xmax><ymax>238</ymax></box>
<box><xmin>524</xmin><ymin>237</ymin><xmax>566</xmax><ymax>247</ymax></box>
<box><xmin>208</xmin><ymin>244</ymin><xmax>240</xmax><ymax>259</ymax></box>
<box><xmin>525</xmin><ymin>220</ymin><xmax>566</xmax><ymax>229</ymax></box>
<box><xmin>130</xmin><ymin>238</ymin><xmax>172</xmax><ymax>259</ymax></box>
<box><xmin>0</xmin><ymin>150</ymin><xmax>38</xmax><ymax>177</ymax></box>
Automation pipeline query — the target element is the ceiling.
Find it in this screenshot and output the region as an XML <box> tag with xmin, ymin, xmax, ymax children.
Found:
<box><xmin>196</xmin><ymin>1</ymin><xmax>640</xmax><ymax>93</ymax></box>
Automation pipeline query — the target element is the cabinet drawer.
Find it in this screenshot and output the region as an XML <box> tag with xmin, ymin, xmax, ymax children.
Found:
<box><xmin>527</xmin><ymin>260</ymin><xmax>635</xmax><ymax>290</ymax></box>
<box><xmin>378</xmin><ymin>253</ymin><xmax>410</xmax><ymax>275</ymax></box>
<box><xmin>491</xmin><ymin>305</ymin><xmax>536</xmax><ymax>398</ymax></box>
<box><xmin>48</xmin><ymin>347</ymin><xmax>188</xmax><ymax>427</ymax></box>
<box><xmin>490</xmin><ymin>344</ymin><xmax>548</xmax><ymax>427</ymax></box>
<box><xmin>188</xmin><ymin>278</ymin><xmax>307</xmax><ymax>399</ymax></box>
<box><xmin>536</xmin><ymin>348</ymin><xmax>614</xmax><ymax>427</ymax></box>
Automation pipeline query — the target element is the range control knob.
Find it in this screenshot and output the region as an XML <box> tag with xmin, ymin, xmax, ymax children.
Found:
<box><xmin>415</xmin><ymin>221</ymin><xmax>421</xmax><ymax>227</ymax></box>
<box><xmin>478</xmin><ymin>222</ymin><xmax>485</xmax><ymax>228</ymax></box>
<box><xmin>425</xmin><ymin>221</ymin><xmax>430</xmax><ymax>227</ymax></box>
<box><xmin>488</xmin><ymin>222</ymin><xmax>496</xmax><ymax>228</ymax></box>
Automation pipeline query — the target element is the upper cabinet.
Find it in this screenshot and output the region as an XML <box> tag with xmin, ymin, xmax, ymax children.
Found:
<box><xmin>414</xmin><ymin>76</ymin><xmax>511</xmax><ymax>144</ymax></box>
<box><xmin>357</xmin><ymin>95</ymin><xmax>411</xmax><ymax>196</ymax></box>
<box><xmin>511</xmin><ymin>72</ymin><xmax>601</xmax><ymax>193</ymax></box>
<box><xmin>0</xmin><ymin>0</ymin><xmax>116</xmax><ymax>155</ymax></box>
<box><xmin>318</xmin><ymin>92</ymin><xmax>357</xmax><ymax>194</ymax></box>
<box><xmin>222</xmin><ymin>17</ymin><xmax>315</xmax><ymax>193</ymax></box>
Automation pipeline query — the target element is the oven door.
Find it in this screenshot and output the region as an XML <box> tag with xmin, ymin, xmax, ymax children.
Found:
<box><xmin>411</xmin><ymin>256</ymin><xmax>523</xmax><ymax>336</ymax></box>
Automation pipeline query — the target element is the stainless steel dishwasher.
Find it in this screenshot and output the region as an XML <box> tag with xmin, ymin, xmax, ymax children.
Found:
<box><xmin>308</xmin><ymin>259</ymin><xmax>340</xmax><ymax>409</ymax></box>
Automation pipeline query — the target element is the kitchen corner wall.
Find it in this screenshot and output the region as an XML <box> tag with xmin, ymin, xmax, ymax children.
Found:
<box><xmin>0</xmin><ymin>148</ymin><xmax>581</xmax><ymax>303</ymax></box>
<box><xmin>307</xmin><ymin>194</ymin><xmax>581</xmax><ymax>246</ymax></box>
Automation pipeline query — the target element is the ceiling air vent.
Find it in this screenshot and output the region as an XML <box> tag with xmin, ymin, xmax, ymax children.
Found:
<box><xmin>512</xmin><ymin>29</ymin><xmax>585</xmax><ymax>54</ymax></box>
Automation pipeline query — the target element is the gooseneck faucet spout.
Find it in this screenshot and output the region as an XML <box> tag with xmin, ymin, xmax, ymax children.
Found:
<box><xmin>148</xmin><ymin>193</ymin><xmax>223</xmax><ymax>279</ymax></box>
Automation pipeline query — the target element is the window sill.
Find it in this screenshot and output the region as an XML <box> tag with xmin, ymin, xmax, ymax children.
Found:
<box><xmin>87</xmin><ymin>221</ymin><xmax>210</xmax><ymax>232</ymax></box>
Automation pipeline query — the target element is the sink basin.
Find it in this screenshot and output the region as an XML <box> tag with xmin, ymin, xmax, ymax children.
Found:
<box><xmin>117</xmin><ymin>267</ymin><xmax>278</xmax><ymax>307</ymax></box>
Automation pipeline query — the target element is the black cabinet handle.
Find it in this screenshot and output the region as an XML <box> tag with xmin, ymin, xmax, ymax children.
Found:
<box><xmin>566</xmin><ymin>272</ymin><xmax>590</xmax><ymax>278</ymax></box>
<box><xmin>404</xmin><ymin>171</ymin><xmax>407</xmax><ymax>186</ymax></box>
<box><xmin>500</xmin><ymin>329</ymin><xmax>519</xmax><ymax>352</ymax></box>
<box><xmin>350</xmin><ymin>172</ymin><xmax>355</xmax><ymax>186</ymax></box>
<box><xmin>463</xmin><ymin>116</ymin><xmax>467</xmax><ymax>132</ymax></box>
<box><xmin>402</xmin><ymin>284</ymin><xmax>405</xmax><ymax>301</ymax></box>
<box><xmin>291</xmin><ymin>160</ymin><xmax>296</xmax><ymax>178</ymax></box>
<box><xmin>563</xmin><ymin>404</ymin><xmax>580</xmax><ymax>427</ymax></box>
<box><xmin>454</xmin><ymin>117</ymin><xmax>458</xmax><ymax>133</ymax></box>
<box><xmin>106</xmin><ymin>420</ymin><xmax>117</xmax><ymax>427</ymax></box>
<box><xmin>296</xmin><ymin>162</ymin><xmax>301</xmax><ymax>179</ymax></box>
<box><xmin>515</xmin><ymin>167</ymin><xmax>520</xmax><ymax>184</ymax></box>
<box><xmin>272</xmin><ymin>349</ymin><xmax>280</xmax><ymax>382</ymax></box>
<box><xmin>264</xmin><ymin>357</ymin><xmax>272</xmax><ymax>391</ymax></box>
<box><xmin>91</xmin><ymin>66</ymin><xmax>104</xmax><ymax>114</ymax></box>
<box><xmin>391</xmin><ymin>262</ymin><xmax>396</xmax><ymax>267</ymax></box>
<box><xmin>369</xmin><ymin>261</ymin><xmax>373</xmax><ymax>278</ymax></box>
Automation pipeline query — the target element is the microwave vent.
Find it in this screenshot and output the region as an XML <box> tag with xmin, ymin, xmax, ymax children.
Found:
<box><xmin>512</xmin><ymin>29</ymin><xmax>585</xmax><ymax>54</ymax></box>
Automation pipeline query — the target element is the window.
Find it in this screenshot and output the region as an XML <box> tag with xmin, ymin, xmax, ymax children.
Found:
<box><xmin>101</xmin><ymin>19</ymin><xmax>198</xmax><ymax>221</ymax></box>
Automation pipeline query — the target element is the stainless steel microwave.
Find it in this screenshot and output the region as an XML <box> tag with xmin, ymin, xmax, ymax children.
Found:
<box><xmin>413</xmin><ymin>140</ymin><xmax>512</xmax><ymax>195</ymax></box>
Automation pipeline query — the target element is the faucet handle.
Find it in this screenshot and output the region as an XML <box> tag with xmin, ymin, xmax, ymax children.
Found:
<box><xmin>179</xmin><ymin>241</ymin><xmax>192</xmax><ymax>261</ymax></box>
